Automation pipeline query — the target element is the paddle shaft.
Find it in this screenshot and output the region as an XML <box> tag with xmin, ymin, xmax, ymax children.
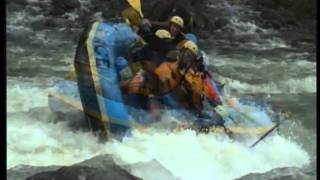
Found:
<box><xmin>250</xmin><ymin>123</ymin><xmax>280</xmax><ymax>148</ymax></box>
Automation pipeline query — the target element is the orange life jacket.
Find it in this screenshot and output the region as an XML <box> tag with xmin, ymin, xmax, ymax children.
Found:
<box><xmin>154</xmin><ymin>61</ymin><xmax>181</xmax><ymax>91</ymax></box>
<box><xmin>122</xmin><ymin>59</ymin><xmax>222</xmax><ymax>107</ymax></box>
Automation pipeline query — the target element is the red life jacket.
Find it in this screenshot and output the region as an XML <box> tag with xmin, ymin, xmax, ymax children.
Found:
<box><xmin>203</xmin><ymin>75</ymin><xmax>223</xmax><ymax>105</ymax></box>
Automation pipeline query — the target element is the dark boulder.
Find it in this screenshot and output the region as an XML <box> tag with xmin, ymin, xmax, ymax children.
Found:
<box><xmin>10</xmin><ymin>154</ymin><xmax>143</xmax><ymax>180</ymax></box>
<box><xmin>236</xmin><ymin>161</ymin><xmax>316</xmax><ymax>180</ymax></box>
<box><xmin>7</xmin><ymin>165</ymin><xmax>60</xmax><ymax>180</ymax></box>
<box><xmin>26</xmin><ymin>165</ymin><xmax>141</xmax><ymax>180</ymax></box>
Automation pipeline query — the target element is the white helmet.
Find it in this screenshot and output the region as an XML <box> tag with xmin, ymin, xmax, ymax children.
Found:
<box><xmin>183</xmin><ymin>40</ymin><xmax>199</xmax><ymax>55</ymax></box>
<box><xmin>169</xmin><ymin>16</ymin><xmax>184</xmax><ymax>28</ymax></box>
<box><xmin>155</xmin><ymin>29</ymin><xmax>172</xmax><ymax>39</ymax></box>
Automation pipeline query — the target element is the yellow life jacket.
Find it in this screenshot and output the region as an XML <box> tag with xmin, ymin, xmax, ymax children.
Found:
<box><xmin>184</xmin><ymin>71</ymin><xmax>204</xmax><ymax>94</ymax></box>
<box><xmin>154</xmin><ymin>61</ymin><xmax>180</xmax><ymax>91</ymax></box>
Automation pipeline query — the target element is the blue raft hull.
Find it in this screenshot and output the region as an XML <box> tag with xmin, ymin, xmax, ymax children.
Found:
<box><xmin>49</xmin><ymin>21</ymin><xmax>275</xmax><ymax>138</ymax></box>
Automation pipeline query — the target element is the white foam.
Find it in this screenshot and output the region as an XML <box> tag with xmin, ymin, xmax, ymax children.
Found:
<box><xmin>264</xmin><ymin>38</ymin><xmax>289</xmax><ymax>48</ymax></box>
<box><xmin>7</xmin><ymin>85</ymin><xmax>49</xmax><ymax>113</ymax></box>
<box><xmin>203</xmin><ymin>51</ymin><xmax>316</xmax><ymax>94</ymax></box>
<box><xmin>7</xmin><ymin>79</ymin><xmax>310</xmax><ymax>180</ymax></box>
<box><xmin>111</xmin><ymin>130</ymin><xmax>309</xmax><ymax>180</ymax></box>
<box><xmin>227</xmin><ymin>76</ymin><xmax>316</xmax><ymax>94</ymax></box>
<box><xmin>7</xmin><ymin>114</ymin><xmax>105</xmax><ymax>169</ymax></box>
<box><xmin>7</xmin><ymin>10</ymin><xmax>45</xmax><ymax>26</ymax></box>
<box><xmin>7</xmin><ymin>77</ymin><xmax>60</xmax><ymax>113</ymax></box>
<box><xmin>63</xmin><ymin>12</ymin><xmax>79</xmax><ymax>22</ymax></box>
<box><xmin>227</xmin><ymin>17</ymin><xmax>269</xmax><ymax>35</ymax></box>
<box><xmin>245</xmin><ymin>38</ymin><xmax>290</xmax><ymax>50</ymax></box>
<box><xmin>7</xmin><ymin>113</ymin><xmax>310</xmax><ymax>180</ymax></box>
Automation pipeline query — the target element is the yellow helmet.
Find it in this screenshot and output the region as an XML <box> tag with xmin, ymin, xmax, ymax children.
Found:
<box><xmin>155</xmin><ymin>29</ymin><xmax>172</xmax><ymax>39</ymax></box>
<box><xmin>127</xmin><ymin>0</ymin><xmax>144</xmax><ymax>18</ymax></box>
<box><xmin>183</xmin><ymin>40</ymin><xmax>199</xmax><ymax>55</ymax></box>
<box><xmin>169</xmin><ymin>16</ymin><xmax>184</xmax><ymax>28</ymax></box>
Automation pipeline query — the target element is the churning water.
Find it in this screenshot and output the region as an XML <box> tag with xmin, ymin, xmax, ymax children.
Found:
<box><xmin>7</xmin><ymin>1</ymin><xmax>316</xmax><ymax>179</ymax></box>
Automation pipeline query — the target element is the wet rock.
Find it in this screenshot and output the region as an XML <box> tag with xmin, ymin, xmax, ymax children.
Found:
<box><xmin>236</xmin><ymin>165</ymin><xmax>316</xmax><ymax>180</ymax></box>
<box><xmin>27</xmin><ymin>165</ymin><xmax>141</xmax><ymax>180</ymax></box>
<box><xmin>123</xmin><ymin>159</ymin><xmax>180</xmax><ymax>180</ymax></box>
<box><xmin>7</xmin><ymin>165</ymin><xmax>60</xmax><ymax>180</ymax></box>
<box><xmin>9</xmin><ymin>154</ymin><xmax>142</xmax><ymax>180</ymax></box>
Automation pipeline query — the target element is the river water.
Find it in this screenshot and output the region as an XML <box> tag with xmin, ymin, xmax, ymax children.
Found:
<box><xmin>6</xmin><ymin>1</ymin><xmax>316</xmax><ymax>180</ymax></box>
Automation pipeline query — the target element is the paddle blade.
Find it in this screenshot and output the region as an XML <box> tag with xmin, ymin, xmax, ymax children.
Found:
<box><xmin>128</xmin><ymin>0</ymin><xmax>144</xmax><ymax>17</ymax></box>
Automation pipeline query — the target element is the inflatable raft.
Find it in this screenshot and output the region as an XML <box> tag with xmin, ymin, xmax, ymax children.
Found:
<box><xmin>48</xmin><ymin>21</ymin><xmax>276</xmax><ymax>139</ymax></box>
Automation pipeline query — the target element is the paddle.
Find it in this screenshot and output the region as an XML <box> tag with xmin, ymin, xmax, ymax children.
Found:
<box><xmin>250</xmin><ymin>122</ymin><xmax>280</xmax><ymax>148</ymax></box>
<box><xmin>215</xmin><ymin>105</ymin><xmax>241</xmax><ymax>125</ymax></box>
<box><xmin>224</xmin><ymin>97</ymin><xmax>258</xmax><ymax>124</ymax></box>
<box><xmin>250</xmin><ymin>112</ymin><xmax>290</xmax><ymax>148</ymax></box>
<box><xmin>213</xmin><ymin>105</ymin><xmax>236</xmax><ymax>137</ymax></box>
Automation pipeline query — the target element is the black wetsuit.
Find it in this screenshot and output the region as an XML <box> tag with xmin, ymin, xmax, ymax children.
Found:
<box><xmin>171</xmin><ymin>33</ymin><xmax>185</xmax><ymax>46</ymax></box>
<box><xmin>130</xmin><ymin>28</ymin><xmax>177</xmax><ymax>66</ymax></box>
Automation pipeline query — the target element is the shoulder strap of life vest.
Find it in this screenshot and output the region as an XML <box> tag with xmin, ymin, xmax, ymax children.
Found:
<box><xmin>154</xmin><ymin>59</ymin><xmax>194</xmax><ymax>97</ymax></box>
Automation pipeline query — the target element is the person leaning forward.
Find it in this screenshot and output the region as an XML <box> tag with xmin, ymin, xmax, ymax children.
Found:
<box><xmin>121</xmin><ymin>41</ymin><xmax>222</xmax><ymax>115</ymax></box>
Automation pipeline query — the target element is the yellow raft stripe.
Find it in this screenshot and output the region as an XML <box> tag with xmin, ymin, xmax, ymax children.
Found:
<box><xmin>174</xmin><ymin>124</ymin><xmax>276</xmax><ymax>135</ymax></box>
<box><xmin>49</xmin><ymin>92</ymin><xmax>100</xmax><ymax>119</ymax></box>
<box><xmin>49</xmin><ymin>91</ymin><xmax>134</xmax><ymax>127</ymax></box>
<box><xmin>86</xmin><ymin>22</ymin><xmax>111</xmax><ymax>137</ymax></box>
<box><xmin>209</xmin><ymin>125</ymin><xmax>276</xmax><ymax>135</ymax></box>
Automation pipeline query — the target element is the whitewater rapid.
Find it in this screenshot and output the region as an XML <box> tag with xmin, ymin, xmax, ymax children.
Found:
<box><xmin>6</xmin><ymin>3</ymin><xmax>316</xmax><ymax>178</ymax></box>
<box><xmin>7</xmin><ymin>78</ymin><xmax>311</xmax><ymax>180</ymax></box>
